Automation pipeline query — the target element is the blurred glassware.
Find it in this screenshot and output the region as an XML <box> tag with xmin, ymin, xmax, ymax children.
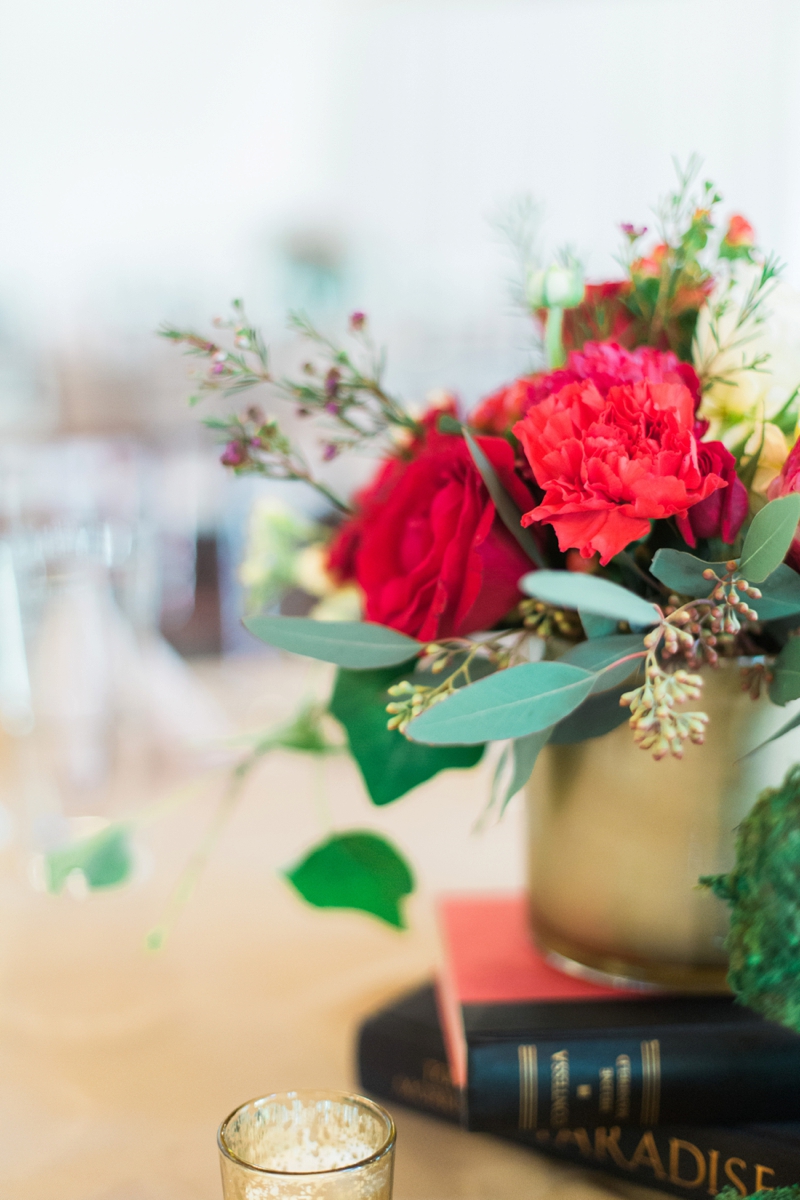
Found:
<box><xmin>0</xmin><ymin>438</ymin><xmax>230</xmax><ymax>1036</ymax></box>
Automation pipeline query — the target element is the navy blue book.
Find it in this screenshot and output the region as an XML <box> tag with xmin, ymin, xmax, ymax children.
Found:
<box><xmin>356</xmin><ymin>983</ymin><xmax>800</xmax><ymax>1199</ymax></box>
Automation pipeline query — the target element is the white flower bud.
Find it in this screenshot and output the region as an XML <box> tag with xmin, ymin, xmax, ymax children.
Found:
<box><xmin>526</xmin><ymin>264</ymin><xmax>585</xmax><ymax>310</ymax></box>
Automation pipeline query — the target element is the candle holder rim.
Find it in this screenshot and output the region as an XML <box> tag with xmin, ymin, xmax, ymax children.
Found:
<box><xmin>217</xmin><ymin>1089</ymin><xmax>396</xmax><ymax>1177</ymax></box>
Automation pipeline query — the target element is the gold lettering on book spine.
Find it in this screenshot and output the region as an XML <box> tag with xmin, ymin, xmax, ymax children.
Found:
<box><xmin>518</xmin><ymin>1044</ymin><xmax>538</xmax><ymax>1130</ymax></box>
<box><xmin>640</xmin><ymin>1039</ymin><xmax>661</xmax><ymax>1125</ymax></box>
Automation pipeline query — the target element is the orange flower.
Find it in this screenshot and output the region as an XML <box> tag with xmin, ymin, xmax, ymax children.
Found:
<box><xmin>631</xmin><ymin>243</ymin><xmax>668</xmax><ymax>277</ymax></box>
<box><xmin>724</xmin><ymin>215</ymin><xmax>755</xmax><ymax>248</ymax></box>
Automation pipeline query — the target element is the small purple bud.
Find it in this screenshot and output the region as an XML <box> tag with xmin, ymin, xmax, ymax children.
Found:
<box><xmin>349</xmin><ymin>311</ymin><xmax>366</xmax><ymax>331</ymax></box>
<box><xmin>322</xmin><ymin>443</ymin><xmax>338</xmax><ymax>462</ymax></box>
<box><xmin>324</xmin><ymin>400</ymin><xmax>339</xmax><ymax>415</ymax></box>
<box><xmin>621</xmin><ymin>223</ymin><xmax>647</xmax><ymax>241</ymax></box>
<box><xmin>221</xmin><ymin>442</ymin><xmax>247</xmax><ymax>467</ymax></box>
<box><xmin>324</xmin><ymin>368</ymin><xmax>340</xmax><ymax>397</ymax></box>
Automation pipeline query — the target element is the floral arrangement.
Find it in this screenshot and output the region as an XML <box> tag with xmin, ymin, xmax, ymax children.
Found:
<box><xmin>163</xmin><ymin>164</ymin><xmax>800</xmax><ymax>947</ymax></box>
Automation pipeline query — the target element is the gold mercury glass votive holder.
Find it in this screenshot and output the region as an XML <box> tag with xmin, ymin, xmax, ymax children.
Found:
<box><xmin>218</xmin><ymin>1090</ymin><xmax>396</xmax><ymax>1200</ymax></box>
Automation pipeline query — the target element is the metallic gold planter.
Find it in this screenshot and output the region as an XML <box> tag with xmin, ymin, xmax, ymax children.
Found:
<box><xmin>526</xmin><ymin>663</ymin><xmax>800</xmax><ymax>991</ymax></box>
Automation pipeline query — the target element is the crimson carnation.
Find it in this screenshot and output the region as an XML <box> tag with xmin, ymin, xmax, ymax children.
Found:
<box><xmin>327</xmin><ymin>429</ymin><xmax>537</xmax><ymax>641</ymax></box>
<box><xmin>472</xmin><ymin>341</ymin><xmax>701</xmax><ymax>435</ymax></box>
<box><xmin>513</xmin><ymin>379</ymin><xmax>726</xmax><ymax>565</ymax></box>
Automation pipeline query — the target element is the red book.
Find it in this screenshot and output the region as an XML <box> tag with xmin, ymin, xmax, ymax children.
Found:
<box><xmin>435</xmin><ymin>892</ymin><xmax>795</xmax><ymax>1133</ymax></box>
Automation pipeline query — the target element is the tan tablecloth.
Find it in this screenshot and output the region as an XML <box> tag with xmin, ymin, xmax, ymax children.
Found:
<box><xmin>0</xmin><ymin>656</ymin><xmax>657</xmax><ymax>1200</ymax></box>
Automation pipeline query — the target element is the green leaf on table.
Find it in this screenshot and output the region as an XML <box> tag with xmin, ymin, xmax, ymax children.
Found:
<box><xmin>520</xmin><ymin>570</ymin><xmax>658</xmax><ymax>628</ymax></box>
<box><xmin>739</xmin><ymin>494</ymin><xmax>800</xmax><ymax>583</ymax></box>
<box><xmin>580</xmin><ymin>611</ymin><xmax>618</xmax><ymax>639</ymax></box>
<box><xmin>770</xmin><ymin>638</ymin><xmax>800</xmax><ymax>706</ymax></box>
<box><xmin>559</xmin><ymin>633</ymin><xmax>646</xmax><ymax>693</ymax></box>
<box><xmin>649</xmin><ymin>549</ymin><xmax>730</xmax><ymax>596</ymax></box>
<box><xmin>330</xmin><ymin>664</ymin><xmax>482</xmax><ymax>805</ymax></box>
<box><xmin>243</xmin><ymin>616</ymin><xmax>422</xmax><ymax>669</ymax></box>
<box><xmin>253</xmin><ymin>702</ymin><xmax>341</xmax><ymax>756</ymax></box>
<box><xmin>548</xmin><ymin>684</ymin><xmax>634</xmax><ymax>743</ymax></box>
<box><xmin>750</xmin><ymin>563</ymin><xmax>800</xmax><ymax>622</ymax></box>
<box><xmin>499</xmin><ymin>728</ymin><xmax>551</xmax><ymax>813</ymax></box>
<box><xmin>46</xmin><ymin>824</ymin><xmax>133</xmax><ymax>894</ymax></box>
<box><xmin>284</xmin><ymin>831</ymin><xmax>414</xmax><ymax>928</ymax></box>
<box><xmin>462</xmin><ymin>429</ymin><xmax>545</xmax><ymax>568</ymax></box>
<box><xmin>407</xmin><ymin>661</ymin><xmax>594</xmax><ymax>745</ymax></box>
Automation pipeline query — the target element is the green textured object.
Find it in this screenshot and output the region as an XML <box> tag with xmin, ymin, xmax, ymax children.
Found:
<box><xmin>700</xmin><ymin>764</ymin><xmax>800</xmax><ymax>1032</ymax></box>
<box><xmin>718</xmin><ymin>1189</ymin><xmax>800</xmax><ymax>1200</ymax></box>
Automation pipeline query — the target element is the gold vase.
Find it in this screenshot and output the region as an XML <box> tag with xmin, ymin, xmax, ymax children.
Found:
<box><xmin>526</xmin><ymin>662</ymin><xmax>800</xmax><ymax>991</ymax></box>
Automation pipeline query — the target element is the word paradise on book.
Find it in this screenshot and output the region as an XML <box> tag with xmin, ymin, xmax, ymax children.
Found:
<box><xmin>357</xmin><ymin>984</ymin><xmax>800</xmax><ymax>1200</ymax></box>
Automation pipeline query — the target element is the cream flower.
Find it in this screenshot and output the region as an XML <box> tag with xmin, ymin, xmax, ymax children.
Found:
<box><xmin>695</xmin><ymin>273</ymin><xmax>800</xmax><ymax>442</ymax></box>
<box><xmin>741</xmin><ymin>421</ymin><xmax>790</xmax><ymax>496</ymax></box>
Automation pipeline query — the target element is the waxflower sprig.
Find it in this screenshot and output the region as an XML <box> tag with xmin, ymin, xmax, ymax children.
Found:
<box><xmin>203</xmin><ymin>404</ymin><xmax>351</xmax><ymax>515</ymax></box>
<box><xmin>162</xmin><ymin>303</ymin><xmax>420</xmax><ymax>474</ymax></box>
<box><xmin>694</xmin><ymin>251</ymin><xmax>782</xmax><ymax>394</ymax></box>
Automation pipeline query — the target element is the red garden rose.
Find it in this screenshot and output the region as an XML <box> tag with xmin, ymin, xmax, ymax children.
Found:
<box><xmin>768</xmin><ymin>440</ymin><xmax>800</xmax><ymax>570</ymax></box>
<box><xmin>472</xmin><ymin>341</ymin><xmax>701</xmax><ymax>436</ymax></box>
<box><xmin>513</xmin><ymin>379</ymin><xmax>726</xmax><ymax>565</ymax></box>
<box><xmin>560</xmin><ymin>280</ymin><xmax>636</xmax><ymax>353</ymax></box>
<box><xmin>675</xmin><ymin>440</ymin><xmax>748</xmax><ymax>547</ymax></box>
<box><xmin>327</xmin><ymin>428</ymin><xmax>538</xmax><ymax>641</ymax></box>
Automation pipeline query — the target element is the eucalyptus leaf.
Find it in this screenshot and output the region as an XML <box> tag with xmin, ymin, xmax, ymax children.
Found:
<box><xmin>649</xmin><ymin>549</ymin><xmax>729</xmax><ymax>597</ymax></box>
<box><xmin>740</xmin><ymin>494</ymin><xmax>800</xmax><ymax>583</ymax></box>
<box><xmin>462</xmin><ymin>429</ymin><xmax>545</xmax><ymax>568</ymax></box>
<box><xmin>548</xmin><ymin>685</ymin><xmax>633</xmax><ymax>744</ymax></box>
<box><xmin>580</xmin><ymin>611</ymin><xmax>617</xmax><ymax>639</ymax></box>
<box><xmin>330</xmin><ymin>664</ymin><xmax>482</xmax><ymax>805</ymax></box>
<box><xmin>740</xmin><ymin>709</ymin><xmax>800</xmax><ymax>760</ymax></box>
<box><xmin>521</xmin><ymin>570</ymin><xmax>658</xmax><ymax>627</ymax></box>
<box><xmin>770</xmin><ymin>639</ymin><xmax>800</xmax><ymax>707</ymax></box>
<box><xmin>751</xmin><ymin>564</ymin><xmax>800</xmax><ymax>622</ymax></box>
<box><xmin>407</xmin><ymin>660</ymin><xmax>594</xmax><ymax>745</ymax></box>
<box><xmin>284</xmin><ymin>831</ymin><xmax>414</xmax><ymax>928</ymax></box>
<box><xmin>46</xmin><ymin>824</ymin><xmax>133</xmax><ymax>894</ymax></box>
<box><xmin>500</xmin><ymin>728</ymin><xmax>551</xmax><ymax>812</ymax></box>
<box><xmin>559</xmin><ymin>633</ymin><xmax>646</xmax><ymax>693</ymax></box>
<box><xmin>489</xmin><ymin>743</ymin><xmax>511</xmax><ymax>814</ymax></box>
<box><xmin>244</xmin><ymin>616</ymin><xmax>422</xmax><ymax>669</ymax></box>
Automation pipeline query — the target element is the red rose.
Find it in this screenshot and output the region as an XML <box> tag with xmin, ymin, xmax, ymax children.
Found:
<box><xmin>768</xmin><ymin>440</ymin><xmax>800</xmax><ymax>570</ymax></box>
<box><xmin>561</xmin><ymin>281</ymin><xmax>636</xmax><ymax>353</ymax></box>
<box><xmin>472</xmin><ymin>341</ymin><xmax>701</xmax><ymax>435</ymax></box>
<box><xmin>513</xmin><ymin>379</ymin><xmax>726</xmax><ymax>565</ymax></box>
<box><xmin>327</xmin><ymin>430</ymin><xmax>537</xmax><ymax>640</ymax></box>
<box><xmin>675</xmin><ymin>441</ymin><xmax>748</xmax><ymax>547</ymax></box>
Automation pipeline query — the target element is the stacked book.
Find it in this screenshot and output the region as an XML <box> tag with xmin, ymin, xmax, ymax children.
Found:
<box><xmin>356</xmin><ymin>894</ymin><xmax>800</xmax><ymax>1197</ymax></box>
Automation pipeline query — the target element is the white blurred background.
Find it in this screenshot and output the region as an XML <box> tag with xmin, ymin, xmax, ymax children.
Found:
<box><xmin>2</xmin><ymin>0</ymin><xmax>800</xmax><ymax>433</ymax></box>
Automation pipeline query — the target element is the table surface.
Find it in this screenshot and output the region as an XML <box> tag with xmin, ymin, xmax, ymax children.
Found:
<box><xmin>0</xmin><ymin>654</ymin><xmax>658</xmax><ymax>1200</ymax></box>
